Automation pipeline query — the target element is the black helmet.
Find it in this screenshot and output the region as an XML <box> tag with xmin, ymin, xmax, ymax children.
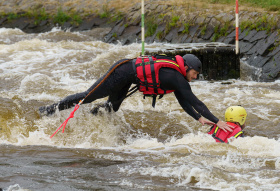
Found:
<box><xmin>182</xmin><ymin>54</ymin><xmax>202</xmax><ymax>72</ymax></box>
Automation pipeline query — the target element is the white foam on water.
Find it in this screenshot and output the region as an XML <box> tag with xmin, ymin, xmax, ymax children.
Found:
<box><xmin>4</xmin><ymin>184</ymin><xmax>31</xmax><ymax>191</ymax></box>
<box><xmin>1</xmin><ymin>28</ymin><xmax>280</xmax><ymax>191</ymax></box>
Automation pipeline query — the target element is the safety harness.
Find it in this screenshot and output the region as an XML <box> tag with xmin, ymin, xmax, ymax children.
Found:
<box><xmin>132</xmin><ymin>55</ymin><xmax>186</xmax><ymax>107</ymax></box>
<box><xmin>208</xmin><ymin>122</ymin><xmax>243</xmax><ymax>143</ymax></box>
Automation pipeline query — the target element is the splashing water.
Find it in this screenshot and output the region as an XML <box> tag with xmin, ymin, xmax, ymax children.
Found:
<box><xmin>0</xmin><ymin>28</ymin><xmax>279</xmax><ymax>191</ymax></box>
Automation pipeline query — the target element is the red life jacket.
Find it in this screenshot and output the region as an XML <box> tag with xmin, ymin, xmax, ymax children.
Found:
<box><xmin>208</xmin><ymin>122</ymin><xmax>243</xmax><ymax>143</ymax></box>
<box><xmin>134</xmin><ymin>55</ymin><xmax>186</xmax><ymax>106</ymax></box>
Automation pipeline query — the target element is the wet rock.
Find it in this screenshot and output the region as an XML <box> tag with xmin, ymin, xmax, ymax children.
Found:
<box><xmin>240</xmin><ymin>41</ymin><xmax>257</xmax><ymax>54</ymax></box>
<box><xmin>239</xmin><ymin>29</ymin><xmax>250</xmax><ymax>40</ymax></box>
<box><xmin>62</xmin><ymin>22</ymin><xmax>72</xmax><ymax>30</ymax></box>
<box><xmin>221</xmin><ymin>81</ymin><xmax>233</xmax><ymax>85</ymax></box>
<box><xmin>247</xmin><ymin>39</ymin><xmax>266</xmax><ymax>55</ymax></box>
<box><xmin>121</xmin><ymin>25</ymin><xmax>141</xmax><ymax>37</ymax></box>
<box><xmin>91</xmin><ymin>17</ymin><xmax>108</xmax><ymax>26</ymax></box>
<box><xmin>149</xmin><ymin>4</ymin><xmax>159</xmax><ymax>10</ymax></box>
<box><xmin>145</xmin><ymin>36</ymin><xmax>154</xmax><ymax>43</ymax></box>
<box><xmin>79</xmin><ymin>19</ymin><xmax>95</xmax><ymax>31</ymax></box>
<box><xmin>129</xmin><ymin>13</ymin><xmax>141</xmax><ymax>26</ymax></box>
<box><xmin>209</xmin><ymin>17</ymin><xmax>221</xmax><ymax>28</ymax></box>
<box><xmin>0</xmin><ymin>17</ymin><xmax>7</xmax><ymax>25</ymax></box>
<box><xmin>195</xmin><ymin>16</ymin><xmax>205</xmax><ymax>25</ymax></box>
<box><xmin>244</xmin><ymin>30</ymin><xmax>257</xmax><ymax>42</ymax></box>
<box><xmin>39</xmin><ymin>20</ymin><xmax>48</xmax><ymax>27</ymax></box>
<box><xmin>216</xmin><ymin>36</ymin><xmax>226</xmax><ymax>43</ymax></box>
<box><xmin>106</xmin><ymin>36</ymin><xmax>117</xmax><ymax>44</ymax></box>
<box><xmin>188</xmin><ymin>25</ymin><xmax>199</xmax><ymax>38</ymax></box>
<box><xmin>121</xmin><ymin>35</ymin><xmax>139</xmax><ymax>45</ymax></box>
<box><xmin>223</xmin><ymin>37</ymin><xmax>235</xmax><ymax>44</ymax></box>
<box><xmin>178</xmin><ymin>24</ymin><xmax>185</xmax><ymax>33</ymax></box>
<box><xmin>223</xmin><ymin>30</ymin><xmax>235</xmax><ymax>44</ymax></box>
<box><xmin>120</xmin><ymin>25</ymin><xmax>141</xmax><ymax>44</ymax></box>
<box><xmin>165</xmin><ymin>28</ymin><xmax>178</xmax><ymax>42</ymax></box>
<box><xmin>260</xmin><ymin>52</ymin><xmax>280</xmax><ymax>81</ymax></box>
<box><xmin>27</xmin><ymin>23</ymin><xmax>37</xmax><ymax>29</ymax></box>
<box><xmin>104</xmin><ymin>21</ymin><xmax>126</xmax><ymax>43</ymax></box>
<box><xmin>258</xmin><ymin>31</ymin><xmax>279</xmax><ymax>56</ymax></box>
<box><xmin>179</xmin><ymin>33</ymin><xmax>189</xmax><ymax>43</ymax></box>
<box><xmin>249</xmin><ymin>30</ymin><xmax>267</xmax><ymax>42</ymax></box>
<box><xmin>257</xmin><ymin>42</ymin><xmax>272</xmax><ymax>57</ymax></box>
<box><xmin>185</xmin><ymin>37</ymin><xmax>193</xmax><ymax>43</ymax></box>
<box><xmin>150</xmin><ymin>24</ymin><xmax>165</xmax><ymax>42</ymax></box>
<box><xmin>247</xmin><ymin>54</ymin><xmax>270</xmax><ymax>68</ymax></box>
<box><xmin>216</xmin><ymin>12</ymin><xmax>234</xmax><ymax>22</ymax></box>
<box><xmin>268</xmin><ymin>44</ymin><xmax>280</xmax><ymax>57</ymax></box>
<box><xmin>11</xmin><ymin>17</ymin><xmax>29</xmax><ymax>30</ymax></box>
<box><xmin>201</xmin><ymin>25</ymin><xmax>215</xmax><ymax>40</ymax></box>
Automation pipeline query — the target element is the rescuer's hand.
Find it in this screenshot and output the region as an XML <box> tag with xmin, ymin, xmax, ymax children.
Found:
<box><xmin>198</xmin><ymin>117</ymin><xmax>215</xmax><ymax>126</ymax></box>
<box><xmin>216</xmin><ymin>120</ymin><xmax>234</xmax><ymax>132</ymax></box>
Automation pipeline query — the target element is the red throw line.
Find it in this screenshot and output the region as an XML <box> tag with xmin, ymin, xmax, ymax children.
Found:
<box><xmin>50</xmin><ymin>104</ymin><xmax>80</xmax><ymax>138</ymax></box>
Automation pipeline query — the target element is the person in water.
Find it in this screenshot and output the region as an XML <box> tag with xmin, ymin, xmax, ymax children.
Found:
<box><xmin>39</xmin><ymin>54</ymin><xmax>233</xmax><ymax>132</ymax></box>
<box><xmin>208</xmin><ymin>106</ymin><xmax>247</xmax><ymax>143</ymax></box>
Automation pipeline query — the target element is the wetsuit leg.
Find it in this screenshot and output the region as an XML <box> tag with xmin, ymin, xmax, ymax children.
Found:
<box><xmin>90</xmin><ymin>101</ymin><xmax>112</xmax><ymax>115</ymax></box>
<box><xmin>90</xmin><ymin>83</ymin><xmax>131</xmax><ymax>115</ymax></box>
<box><xmin>39</xmin><ymin>59</ymin><xmax>136</xmax><ymax>116</ymax></box>
<box><xmin>39</xmin><ymin>77</ymin><xmax>111</xmax><ymax>116</ymax></box>
<box><xmin>108</xmin><ymin>83</ymin><xmax>132</xmax><ymax>112</ymax></box>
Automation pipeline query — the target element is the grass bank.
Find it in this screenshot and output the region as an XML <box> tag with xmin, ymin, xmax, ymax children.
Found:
<box><xmin>1</xmin><ymin>0</ymin><xmax>280</xmax><ymax>19</ymax></box>
<box><xmin>0</xmin><ymin>0</ymin><xmax>279</xmax><ymax>38</ymax></box>
<box><xmin>201</xmin><ymin>0</ymin><xmax>280</xmax><ymax>12</ymax></box>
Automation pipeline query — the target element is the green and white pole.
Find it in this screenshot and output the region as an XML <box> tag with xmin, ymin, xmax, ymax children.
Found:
<box><xmin>236</xmin><ymin>0</ymin><xmax>239</xmax><ymax>54</ymax></box>
<box><xmin>141</xmin><ymin>0</ymin><xmax>145</xmax><ymax>56</ymax></box>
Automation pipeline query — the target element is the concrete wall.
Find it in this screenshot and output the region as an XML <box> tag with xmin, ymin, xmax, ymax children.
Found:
<box><xmin>145</xmin><ymin>43</ymin><xmax>239</xmax><ymax>80</ymax></box>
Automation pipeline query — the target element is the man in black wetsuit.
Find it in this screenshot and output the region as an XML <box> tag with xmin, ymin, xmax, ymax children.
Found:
<box><xmin>39</xmin><ymin>54</ymin><xmax>233</xmax><ymax>132</ymax></box>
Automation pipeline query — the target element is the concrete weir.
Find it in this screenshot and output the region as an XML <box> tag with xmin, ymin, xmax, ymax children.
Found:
<box><xmin>145</xmin><ymin>43</ymin><xmax>240</xmax><ymax>80</ymax></box>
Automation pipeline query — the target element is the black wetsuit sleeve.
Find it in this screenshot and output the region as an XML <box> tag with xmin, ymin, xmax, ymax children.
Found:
<box><xmin>174</xmin><ymin>89</ymin><xmax>202</xmax><ymax>120</ymax></box>
<box><xmin>159</xmin><ymin>68</ymin><xmax>219</xmax><ymax>123</ymax></box>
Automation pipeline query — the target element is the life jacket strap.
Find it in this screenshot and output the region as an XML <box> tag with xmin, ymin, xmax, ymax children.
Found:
<box><xmin>152</xmin><ymin>95</ymin><xmax>156</xmax><ymax>108</ymax></box>
<box><xmin>141</xmin><ymin>57</ymin><xmax>149</xmax><ymax>91</ymax></box>
<box><xmin>126</xmin><ymin>85</ymin><xmax>139</xmax><ymax>97</ymax></box>
<box><xmin>212</xmin><ymin>126</ymin><xmax>226</xmax><ymax>143</ymax></box>
<box><xmin>149</xmin><ymin>56</ymin><xmax>158</xmax><ymax>95</ymax></box>
<box><xmin>211</xmin><ymin>125</ymin><xmax>243</xmax><ymax>143</ymax></box>
<box><xmin>142</xmin><ymin>94</ymin><xmax>164</xmax><ymax>108</ymax></box>
<box><xmin>234</xmin><ymin>131</ymin><xmax>243</xmax><ymax>138</ymax></box>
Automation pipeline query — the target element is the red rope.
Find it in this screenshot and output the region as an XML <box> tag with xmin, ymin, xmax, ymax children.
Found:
<box><xmin>50</xmin><ymin>104</ymin><xmax>80</xmax><ymax>138</ymax></box>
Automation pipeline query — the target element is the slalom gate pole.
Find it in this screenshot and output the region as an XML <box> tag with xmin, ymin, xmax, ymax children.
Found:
<box><xmin>236</xmin><ymin>0</ymin><xmax>239</xmax><ymax>54</ymax></box>
<box><xmin>141</xmin><ymin>0</ymin><xmax>145</xmax><ymax>56</ymax></box>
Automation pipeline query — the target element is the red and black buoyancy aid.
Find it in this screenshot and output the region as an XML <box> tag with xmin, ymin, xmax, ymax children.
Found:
<box><xmin>133</xmin><ymin>55</ymin><xmax>186</xmax><ymax>107</ymax></box>
<box><xmin>208</xmin><ymin>122</ymin><xmax>243</xmax><ymax>143</ymax></box>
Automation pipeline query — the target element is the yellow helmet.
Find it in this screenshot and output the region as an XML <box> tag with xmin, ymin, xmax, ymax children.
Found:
<box><xmin>225</xmin><ymin>106</ymin><xmax>247</xmax><ymax>125</ymax></box>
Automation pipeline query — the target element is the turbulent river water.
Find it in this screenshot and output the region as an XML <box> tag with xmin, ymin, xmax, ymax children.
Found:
<box><xmin>0</xmin><ymin>27</ymin><xmax>280</xmax><ymax>191</ymax></box>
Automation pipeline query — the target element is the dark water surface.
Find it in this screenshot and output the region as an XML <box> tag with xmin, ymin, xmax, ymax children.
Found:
<box><xmin>0</xmin><ymin>28</ymin><xmax>279</xmax><ymax>191</ymax></box>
